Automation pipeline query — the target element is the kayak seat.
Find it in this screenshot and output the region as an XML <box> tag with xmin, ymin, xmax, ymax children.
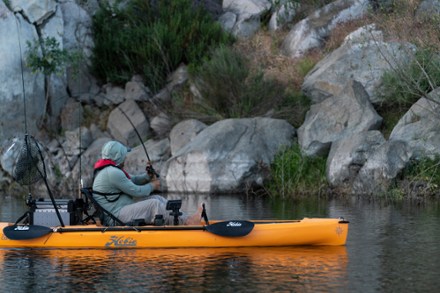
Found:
<box><xmin>81</xmin><ymin>187</ymin><xmax>127</xmax><ymax>226</ymax></box>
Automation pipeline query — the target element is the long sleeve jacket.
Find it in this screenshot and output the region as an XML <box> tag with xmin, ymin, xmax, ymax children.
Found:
<box><xmin>92</xmin><ymin>166</ymin><xmax>154</xmax><ymax>217</ymax></box>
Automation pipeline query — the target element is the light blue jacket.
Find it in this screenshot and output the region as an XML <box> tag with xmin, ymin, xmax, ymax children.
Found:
<box><xmin>92</xmin><ymin>166</ymin><xmax>154</xmax><ymax>217</ymax></box>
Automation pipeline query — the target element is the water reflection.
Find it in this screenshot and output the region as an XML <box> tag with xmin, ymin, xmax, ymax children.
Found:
<box><xmin>0</xmin><ymin>246</ymin><xmax>348</xmax><ymax>292</ymax></box>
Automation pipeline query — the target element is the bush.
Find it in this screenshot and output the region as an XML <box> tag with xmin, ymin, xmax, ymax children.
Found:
<box><xmin>265</xmin><ymin>144</ymin><xmax>328</xmax><ymax>198</ymax></box>
<box><xmin>91</xmin><ymin>0</ymin><xmax>233</xmax><ymax>92</ymax></box>
<box><xmin>380</xmin><ymin>48</ymin><xmax>440</xmax><ymax>108</ymax></box>
<box><xmin>26</xmin><ymin>37</ymin><xmax>78</xmax><ymax>76</ymax></box>
<box><xmin>187</xmin><ymin>45</ymin><xmax>295</xmax><ymax>121</ymax></box>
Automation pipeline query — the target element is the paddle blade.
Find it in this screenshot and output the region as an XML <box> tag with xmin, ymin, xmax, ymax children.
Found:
<box><xmin>3</xmin><ymin>225</ymin><xmax>52</xmax><ymax>240</ymax></box>
<box><xmin>205</xmin><ymin>220</ymin><xmax>255</xmax><ymax>237</ymax></box>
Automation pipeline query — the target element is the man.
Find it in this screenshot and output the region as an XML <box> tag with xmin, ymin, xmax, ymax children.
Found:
<box><xmin>92</xmin><ymin>140</ymin><xmax>201</xmax><ymax>225</ymax></box>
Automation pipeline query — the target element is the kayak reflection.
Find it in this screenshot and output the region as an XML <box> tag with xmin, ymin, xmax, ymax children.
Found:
<box><xmin>0</xmin><ymin>247</ymin><xmax>348</xmax><ymax>292</ymax></box>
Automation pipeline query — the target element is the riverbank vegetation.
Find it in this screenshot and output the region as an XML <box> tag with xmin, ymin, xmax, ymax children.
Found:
<box><xmin>89</xmin><ymin>0</ymin><xmax>440</xmax><ymax>201</ymax></box>
<box><xmin>91</xmin><ymin>0</ymin><xmax>233</xmax><ymax>92</ymax></box>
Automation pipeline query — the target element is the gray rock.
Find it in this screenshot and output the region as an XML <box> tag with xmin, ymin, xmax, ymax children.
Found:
<box><xmin>150</xmin><ymin>112</ymin><xmax>172</xmax><ymax>138</ymax></box>
<box><xmin>221</xmin><ymin>0</ymin><xmax>272</xmax><ymax>38</ymax></box>
<box><xmin>0</xmin><ymin>9</ymin><xmax>44</xmax><ymax>144</ymax></box>
<box><xmin>302</xmin><ymin>24</ymin><xmax>416</xmax><ymax>104</ymax></box>
<box><xmin>352</xmin><ymin>140</ymin><xmax>412</xmax><ymax>195</ymax></box>
<box><xmin>107</xmin><ymin>99</ymin><xmax>150</xmax><ymax>147</ymax></box>
<box><xmin>162</xmin><ymin>118</ymin><xmax>295</xmax><ymax>194</ymax></box>
<box><xmin>281</xmin><ymin>0</ymin><xmax>369</xmax><ymax>58</ymax></box>
<box><xmin>390</xmin><ymin>87</ymin><xmax>440</xmax><ymax>159</ymax></box>
<box><xmin>10</xmin><ymin>0</ymin><xmax>56</xmax><ymax>24</ymax></box>
<box><xmin>327</xmin><ymin>130</ymin><xmax>385</xmax><ymax>187</ymax></box>
<box><xmin>169</xmin><ymin>119</ymin><xmax>207</xmax><ymax>156</ymax></box>
<box><xmin>298</xmin><ymin>79</ymin><xmax>382</xmax><ymax>157</ymax></box>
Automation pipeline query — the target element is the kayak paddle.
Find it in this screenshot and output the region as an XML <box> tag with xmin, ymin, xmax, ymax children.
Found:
<box><xmin>205</xmin><ymin>220</ymin><xmax>254</xmax><ymax>237</ymax></box>
<box><xmin>3</xmin><ymin>225</ymin><xmax>52</xmax><ymax>240</ymax></box>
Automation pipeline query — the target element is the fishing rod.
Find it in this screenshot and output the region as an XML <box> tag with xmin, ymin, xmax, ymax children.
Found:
<box><xmin>14</xmin><ymin>17</ymin><xmax>65</xmax><ymax>227</ymax></box>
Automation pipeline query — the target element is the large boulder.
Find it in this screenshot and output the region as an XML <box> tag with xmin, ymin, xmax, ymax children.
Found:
<box><xmin>352</xmin><ymin>140</ymin><xmax>412</xmax><ymax>195</ymax></box>
<box><xmin>298</xmin><ymin>79</ymin><xmax>382</xmax><ymax>157</ymax></box>
<box><xmin>161</xmin><ymin>118</ymin><xmax>296</xmax><ymax>194</ymax></box>
<box><xmin>302</xmin><ymin>24</ymin><xmax>417</xmax><ymax>104</ymax></box>
<box><xmin>169</xmin><ymin>119</ymin><xmax>207</xmax><ymax>156</ymax></box>
<box><xmin>326</xmin><ymin>130</ymin><xmax>385</xmax><ymax>188</ymax></box>
<box><xmin>389</xmin><ymin>88</ymin><xmax>440</xmax><ymax>160</ymax></box>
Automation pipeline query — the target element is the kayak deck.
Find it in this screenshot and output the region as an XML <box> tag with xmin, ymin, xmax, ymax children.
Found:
<box><xmin>0</xmin><ymin>218</ymin><xmax>348</xmax><ymax>249</ymax></box>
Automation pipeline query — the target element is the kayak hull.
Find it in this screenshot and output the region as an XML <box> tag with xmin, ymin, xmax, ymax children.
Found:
<box><xmin>0</xmin><ymin>218</ymin><xmax>348</xmax><ymax>249</ymax></box>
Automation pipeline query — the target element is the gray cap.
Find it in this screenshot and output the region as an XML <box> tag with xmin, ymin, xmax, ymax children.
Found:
<box><xmin>101</xmin><ymin>141</ymin><xmax>131</xmax><ymax>166</ymax></box>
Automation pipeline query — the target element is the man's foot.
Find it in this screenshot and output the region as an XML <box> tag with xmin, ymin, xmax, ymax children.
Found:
<box><xmin>185</xmin><ymin>204</ymin><xmax>203</xmax><ymax>225</ymax></box>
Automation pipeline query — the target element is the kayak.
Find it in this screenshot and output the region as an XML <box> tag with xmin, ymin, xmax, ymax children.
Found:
<box><xmin>0</xmin><ymin>218</ymin><xmax>348</xmax><ymax>249</ymax></box>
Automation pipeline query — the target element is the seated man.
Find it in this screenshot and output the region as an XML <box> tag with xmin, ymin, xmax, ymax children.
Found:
<box><xmin>92</xmin><ymin>140</ymin><xmax>201</xmax><ymax>226</ymax></box>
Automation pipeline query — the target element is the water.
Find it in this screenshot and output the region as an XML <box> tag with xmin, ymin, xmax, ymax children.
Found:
<box><xmin>0</xmin><ymin>193</ymin><xmax>439</xmax><ymax>292</ymax></box>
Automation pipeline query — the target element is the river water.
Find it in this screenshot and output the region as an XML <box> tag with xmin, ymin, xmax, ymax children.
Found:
<box><xmin>0</xmin><ymin>193</ymin><xmax>439</xmax><ymax>292</ymax></box>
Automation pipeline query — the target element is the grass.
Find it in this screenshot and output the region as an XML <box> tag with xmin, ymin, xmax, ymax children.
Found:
<box><xmin>264</xmin><ymin>144</ymin><xmax>328</xmax><ymax>198</ymax></box>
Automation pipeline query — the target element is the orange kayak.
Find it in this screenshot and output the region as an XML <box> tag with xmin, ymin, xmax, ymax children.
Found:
<box><xmin>0</xmin><ymin>218</ymin><xmax>348</xmax><ymax>249</ymax></box>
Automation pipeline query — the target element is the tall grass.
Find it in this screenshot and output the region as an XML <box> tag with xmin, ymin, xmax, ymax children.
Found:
<box><xmin>400</xmin><ymin>157</ymin><xmax>440</xmax><ymax>197</ymax></box>
<box><xmin>265</xmin><ymin>144</ymin><xmax>328</xmax><ymax>198</ymax></box>
<box><xmin>91</xmin><ymin>0</ymin><xmax>233</xmax><ymax>92</ymax></box>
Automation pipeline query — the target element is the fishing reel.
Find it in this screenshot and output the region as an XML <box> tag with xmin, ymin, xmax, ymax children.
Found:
<box><xmin>146</xmin><ymin>164</ymin><xmax>160</xmax><ymax>178</ymax></box>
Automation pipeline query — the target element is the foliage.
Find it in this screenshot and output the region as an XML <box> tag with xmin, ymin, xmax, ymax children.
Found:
<box><xmin>26</xmin><ymin>37</ymin><xmax>80</xmax><ymax>76</ymax></box>
<box><xmin>402</xmin><ymin>157</ymin><xmax>440</xmax><ymax>196</ymax></box>
<box><xmin>265</xmin><ymin>144</ymin><xmax>328</xmax><ymax>198</ymax></box>
<box><xmin>185</xmin><ymin>45</ymin><xmax>298</xmax><ymax>122</ymax></box>
<box><xmin>380</xmin><ymin>48</ymin><xmax>440</xmax><ymax>109</ymax></box>
<box><xmin>91</xmin><ymin>0</ymin><xmax>233</xmax><ymax>92</ymax></box>
<box><xmin>296</xmin><ymin>57</ymin><xmax>317</xmax><ymax>78</ymax></box>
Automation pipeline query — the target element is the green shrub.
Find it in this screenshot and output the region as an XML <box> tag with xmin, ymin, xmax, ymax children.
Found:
<box><xmin>26</xmin><ymin>37</ymin><xmax>72</xmax><ymax>76</ymax></box>
<box><xmin>189</xmin><ymin>45</ymin><xmax>290</xmax><ymax>121</ymax></box>
<box><xmin>265</xmin><ymin>144</ymin><xmax>328</xmax><ymax>198</ymax></box>
<box><xmin>380</xmin><ymin>48</ymin><xmax>440</xmax><ymax>108</ymax></box>
<box><xmin>91</xmin><ymin>0</ymin><xmax>233</xmax><ymax>92</ymax></box>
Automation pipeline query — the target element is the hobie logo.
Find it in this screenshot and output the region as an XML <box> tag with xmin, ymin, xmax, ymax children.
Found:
<box><xmin>105</xmin><ymin>236</ymin><xmax>137</xmax><ymax>247</ymax></box>
<box><xmin>226</xmin><ymin>221</ymin><xmax>242</xmax><ymax>227</ymax></box>
<box><xmin>14</xmin><ymin>226</ymin><xmax>30</xmax><ymax>231</ymax></box>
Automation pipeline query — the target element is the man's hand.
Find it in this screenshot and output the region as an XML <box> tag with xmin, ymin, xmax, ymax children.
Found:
<box><xmin>150</xmin><ymin>178</ymin><xmax>161</xmax><ymax>191</ymax></box>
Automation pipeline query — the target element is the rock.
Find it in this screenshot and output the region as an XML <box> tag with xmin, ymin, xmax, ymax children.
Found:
<box><xmin>60</xmin><ymin>98</ymin><xmax>82</xmax><ymax>131</ymax></box>
<box><xmin>281</xmin><ymin>0</ymin><xmax>369</xmax><ymax>58</ymax></box>
<box><xmin>389</xmin><ymin>87</ymin><xmax>440</xmax><ymax>159</ymax></box>
<box><xmin>302</xmin><ymin>24</ymin><xmax>417</xmax><ymax>104</ymax></box>
<box><xmin>327</xmin><ymin>130</ymin><xmax>385</xmax><ymax>187</ymax></box>
<box><xmin>298</xmin><ymin>79</ymin><xmax>382</xmax><ymax>157</ymax></box>
<box><xmin>150</xmin><ymin>112</ymin><xmax>172</xmax><ymax>138</ymax></box>
<box><xmin>221</xmin><ymin>0</ymin><xmax>272</xmax><ymax>38</ymax></box>
<box><xmin>0</xmin><ymin>7</ymin><xmax>44</xmax><ymax>144</ymax></box>
<box><xmin>10</xmin><ymin>0</ymin><xmax>56</xmax><ymax>25</ymax></box>
<box><xmin>169</xmin><ymin>119</ymin><xmax>207</xmax><ymax>156</ymax></box>
<box><xmin>162</xmin><ymin>118</ymin><xmax>295</xmax><ymax>193</ymax></box>
<box><xmin>107</xmin><ymin>99</ymin><xmax>150</xmax><ymax>147</ymax></box>
<box><xmin>124</xmin><ymin>138</ymin><xmax>171</xmax><ymax>176</ymax></box>
<box><xmin>352</xmin><ymin>140</ymin><xmax>412</xmax><ymax>195</ymax></box>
